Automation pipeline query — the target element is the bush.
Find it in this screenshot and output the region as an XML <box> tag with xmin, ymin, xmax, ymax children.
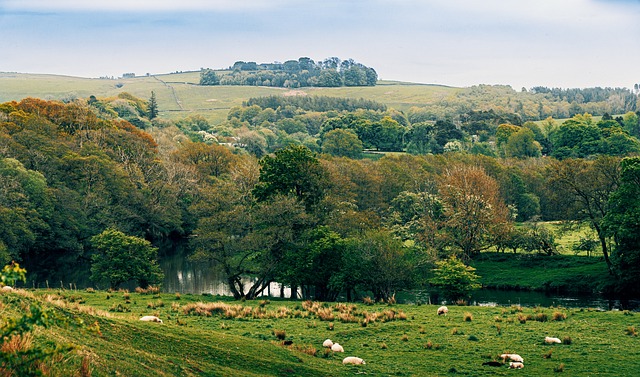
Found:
<box><xmin>429</xmin><ymin>256</ymin><xmax>481</xmax><ymax>302</ymax></box>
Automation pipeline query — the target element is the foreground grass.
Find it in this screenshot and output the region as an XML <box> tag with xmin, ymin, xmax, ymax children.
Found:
<box><xmin>2</xmin><ymin>288</ymin><xmax>639</xmax><ymax>376</ymax></box>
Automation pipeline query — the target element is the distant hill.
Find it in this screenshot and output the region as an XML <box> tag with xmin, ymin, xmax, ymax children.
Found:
<box><xmin>0</xmin><ymin>72</ymin><xmax>459</xmax><ymax>124</ymax></box>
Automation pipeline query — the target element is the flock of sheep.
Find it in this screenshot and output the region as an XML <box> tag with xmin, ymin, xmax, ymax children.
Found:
<box><xmin>136</xmin><ymin>305</ymin><xmax>568</xmax><ymax>370</ymax></box>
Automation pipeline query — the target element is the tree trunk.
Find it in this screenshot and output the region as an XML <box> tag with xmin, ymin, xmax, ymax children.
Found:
<box><xmin>594</xmin><ymin>223</ymin><xmax>614</xmax><ymax>275</ymax></box>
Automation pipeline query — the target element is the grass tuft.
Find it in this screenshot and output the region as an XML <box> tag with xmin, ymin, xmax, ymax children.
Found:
<box><xmin>625</xmin><ymin>325</ymin><xmax>637</xmax><ymax>337</ymax></box>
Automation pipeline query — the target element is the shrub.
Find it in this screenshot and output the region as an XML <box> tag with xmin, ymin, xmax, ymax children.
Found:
<box><xmin>363</xmin><ymin>297</ymin><xmax>374</xmax><ymax>305</ymax></box>
<box><xmin>463</xmin><ymin>312</ymin><xmax>473</xmax><ymax>322</ymax></box>
<box><xmin>562</xmin><ymin>336</ymin><xmax>573</xmax><ymax>345</ymax></box>
<box><xmin>554</xmin><ymin>363</ymin><xmax>565</xmax><ymax>372</ymax></box>
<box><xmin>273</xmin><ymin>329</ymin><xmax>286</xmax><ymax>340</ymax></box>
<box><xmin>428</xmin><ymin>256</ymin><xmax>481</xmax><ymax>302</ymax></box>
<box><xmin>552</xmin><ymin>311</ymin><xmax>567</xmax><ymax>321</ymax></box>
<box><xmin>425</xmin><ymin>341</ymin><xmax>433</xmax><ymax>349</ymax></box>
<box><xmin>468</xmin><ymin>335</ymin><xmax>479</xmax><ymax>341</ymax></box>
<box><xmin>517</xmin><ymin>313</ymin><xmax>527</xmax><ymax>324</ymax></box>
<box><xmin>535</xmin><ymin>312</ymin><xmax>548</xmax><ymax>322</ymax></box>
<box><xmin>380</xmin><ymin>343</ymin><xmax>388</xmax><ymax>349</ymax></box>
<box><xmin>543</xmin><ymin>349</ymin><xmax>553</xmax><ymax>359</ymax></box>
<box><xmin>625</xmin><ymin>326</ymin><xmax>637</xmax><ymax>337</ymax></box>
<box><xmin>292</xmin><ymin>344</ymin><xmax>317</xmax><ymax>357</ymax></box>
<box><xmin>401</xmin><ymin>334</ymin><xmax>409</xmax><ymax>342</ymax></box>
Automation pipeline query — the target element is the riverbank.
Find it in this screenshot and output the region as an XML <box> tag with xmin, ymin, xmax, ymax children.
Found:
<box><xmin>3</xmin><ymin>288</ymin><xmax>639</xmax><ymax>376</ymax></box>
<box><xmin>470</xmin><ymin>252</ymin><xmax>611</xmax><ymax>294</ymax></box>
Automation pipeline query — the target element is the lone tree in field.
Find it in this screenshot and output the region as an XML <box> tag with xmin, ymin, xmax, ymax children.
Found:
<box><xmin>90</xmin><ymin>228</ymin><xmax>163</xmax><ymax>289</ymax></box>
<box><xmin>147</xmin><ymin>91</ymin><xmax>158</xmax><ymax>120</ymax></box>
<box><xmin>429</xmin><ymin>256</ymin><xmax>481</xmax><ymax>302</ymax></box>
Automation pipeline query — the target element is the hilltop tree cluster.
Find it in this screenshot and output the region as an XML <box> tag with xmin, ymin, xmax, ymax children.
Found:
<box><xmin>1</xmin><ymin>90</ymin><xmax>639</xmax><ymax>298</ymax></box>
<box><xmin>200</xmin><ymin>57</ymin><xmax>378</xmax><ymax>88</ymax></box>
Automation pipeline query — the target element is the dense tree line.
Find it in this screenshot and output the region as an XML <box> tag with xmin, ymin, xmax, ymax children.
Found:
<box><xmin>1</xmin><ymin>93</ymin><xmax>639</xmax><ymax>300</ymax></box>
<box><xmin>408</xmin><ymin>85</ymin><xmax>638</xmax><ymax>122</ymax></box>
<box><xmin>200</xmin><ymin>57</ymin><xmax>378</xmax><ymax>88</ymax></box>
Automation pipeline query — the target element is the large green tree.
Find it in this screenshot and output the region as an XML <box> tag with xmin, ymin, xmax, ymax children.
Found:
<box><xmin>603</xmin><ymin>157</ymin><xmax>640</xmax><ymax>295</ymax></box>
<box><xmin>253</xmin><ymin>145</ymin><xmax>329</xmax><ymax>212</ymax></box>
<box><xmin>547</xmin><ymin>156</ymin><xmax>620</xmax><ymax>274</ymax></box>
<box><xmin>321</xmin><ymin>128</ymin><xmax>363</xmax><ymax>158</ymax></box>
<box><xmin>90</xmin><ymin>228</ymin><xmax>163</xmax><ymax>289</ymax></box>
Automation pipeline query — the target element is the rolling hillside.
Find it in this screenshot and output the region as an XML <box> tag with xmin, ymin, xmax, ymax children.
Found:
<box><xmin>0</xmin><ymin>72</ymin><xmax>460</xmax><ymax>124</ymax></box>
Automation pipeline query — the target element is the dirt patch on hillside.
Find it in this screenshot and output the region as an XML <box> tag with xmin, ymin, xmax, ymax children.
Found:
<box><xmin>283</xmin><ymin>90</ymin><xmax>307</xmax><ymax>97</ymax></box>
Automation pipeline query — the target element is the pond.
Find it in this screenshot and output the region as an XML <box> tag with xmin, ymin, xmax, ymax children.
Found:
<box><xmin>160</xmin><ymin>251</ymin><xmax>640</xmax><ymax>311</ymax></box>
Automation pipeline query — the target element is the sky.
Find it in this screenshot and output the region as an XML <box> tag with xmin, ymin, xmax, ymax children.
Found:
<box><xmin>1</xmin><ymin>0</ymin><xmax>639</xmax><ymax>89</ymax></box>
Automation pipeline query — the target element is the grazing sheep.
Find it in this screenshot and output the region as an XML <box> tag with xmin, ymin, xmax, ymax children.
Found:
<box><xmin>509</xmin><ymin>362</ymin><xmax>524</xmax><ymax>369</ymax></box>
<box><xmin>139</xmin><ymin>315</ymin><xmax>163</xmax><ymax>323</ymax></box>
<box><xmin>1</xmin><ymin>286</ymin><xmax>14</xmax><ymax>292</ymax></box>
<box><xmin>343</xmin><ymin>356</ymin><xmax>365</xmax><ymax>365</ymax></box>
<box><xmin>323</xmin><ymin>339</ymin><xmax>334</xmax><ymax>348</ymax></box>
<box><xmin>331</xmin><ymin>343</ymin><xmax>344</xmax><ymax>352</ymax></box>
<box><xmin>437</xmin><ymin>306</ymin><xmax>449</xmax><ymax>316</ymax></box>
<box><xmin>545</xmin><ymin>336</ymin><xmax>562</xmax><ymax>344</ymax></box>
<box><xmin>500</xmin><ymin>354</ymin><xmax>524</xmax><ymax>363</ymax></box>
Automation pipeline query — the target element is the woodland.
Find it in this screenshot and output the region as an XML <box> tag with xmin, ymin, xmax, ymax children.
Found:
<box><xmin>200</xmin><ymin>57</ymin><xmax>378</xmax><ymax>88</ymax></box>
<box><xmin>1</xmin><ymin>79</ymin><xmax>640</xmax><ymax>302</ymax></box>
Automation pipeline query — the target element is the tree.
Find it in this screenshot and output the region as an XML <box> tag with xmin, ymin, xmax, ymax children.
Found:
<box><xmin>504</xmin><ymin>128</ymin><xmax>542</xmax><ymax>158</ymax></box>
<box><xmin>90</xmin><ymin>228</ymin><xmax>163</xmax><ymax>289</ymax></box>
<box><xmin>279</xmin><ymin>226</ymin><xmax>346</xmax><ymax>301</ymax></box>
<box><xmin>438</xmin><ymin>164</ymin><xmax>511</xmax><ymax>258</ymax></box>
<box><xmin>603</xmin><ymin>157</ymin><xmax>640</xmax><ymax>295</ymax></box>
<box><xmin>429</xmin><ymin>256</ymin><xmax>481</xmax><ymax>302</ymax></box>
<box><xmin>321</xmin><ymin>128</ymin><xmax>363</xmax><ymax>158</ymax></box>
<box><xmin>199</xmin><ymin>68</ymin><xmax>220</xmax><ymax>85</ymax></box>
<box><xmin>253</xmin><ymin>145</ymin><xmax>329</xmax><ymax>212</ymax></box>
<box><xmin>345</xmin><ymin>229</ymin><xmax>413</xmax><ymax>302</ymax></box>
<box><xmin>147</xmin><ymin>91</ymin><xmax>158</xmax><ymax>120</ymax></box>
<box><xmin>191</xmin><ymin>193</ymin><xmax>309</xmax><ymax>300</ymax></box>
<box><xmin>547</xmin><ymin>156</ymin><xmax>620</xmax><ymax>274</ymax></box>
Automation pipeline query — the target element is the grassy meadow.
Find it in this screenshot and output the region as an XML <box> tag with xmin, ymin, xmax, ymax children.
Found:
<box><xmin>0</xmin><ymin>72</ymin><xmax>460</xmax><ymax>125</ymax></box>
<box><xmin>2</xmin><ymin>288</ymin><xmax>639</xmax><ymax>376</ymax></box>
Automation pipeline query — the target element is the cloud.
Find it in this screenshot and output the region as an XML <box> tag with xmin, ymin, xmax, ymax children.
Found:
<box><xmin>0</xmin><ymin>0</ymin><xmax>286</xmax><ymax>12</ymax></box>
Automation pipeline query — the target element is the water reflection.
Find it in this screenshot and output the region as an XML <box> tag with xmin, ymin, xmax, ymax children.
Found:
<box><xmin>160</xmin><ymin>250</ymin><xmax>638</xmax><ymax>310</ymax></box>
<box><xmin>160</xmin><ymin>250</ymin><xmax>295</xmax><ymax>298</ymax></box>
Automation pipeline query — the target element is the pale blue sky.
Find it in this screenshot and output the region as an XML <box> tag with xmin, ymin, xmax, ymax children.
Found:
<box><xmin>1</xmin><ymin>0</ymin><xmax>639</xmax><ymax>89</ymax></box>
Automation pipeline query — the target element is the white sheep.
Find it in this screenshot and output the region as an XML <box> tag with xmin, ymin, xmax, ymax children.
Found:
<box><xmin>331</xmin><ymin>343</ymin><xmax>344</xmax><ymax>352</ymax></box>
<box><xmin>500</xmin><ymin>354</ymin><xmax>524</xmax><ymax>363</ymax></box>
<box><xmin>139</xmin><ymin>315</ymin><xmax>163</xmax><ymax>323</ymax></box>
<box><xmin>323</xmin><ymin>339</ymin><xmax>334</xmax><ymax>348</ymax></box>
<box><xmin>437</xmin><ymin>306</ymin><xmax>448</xmax><ymax>316</ymax></box>
<box><xmin>342</xmin><ymin>356</ymin><xmax>365</xmax><ymax>365</ymax></box>
<box><xmin>545</xmin><ymin>336</ymin><xmax>562</xmax><ymax>344</ymax></box>
<box><xmin>509</xmin><ymin>362</ymin><xmax>524</xmax><ymax>369</ymax></box>
<box><xmin>1</xmin><ymin>286</ymin><xmax>14</xmax><ymax>292</ymax></box>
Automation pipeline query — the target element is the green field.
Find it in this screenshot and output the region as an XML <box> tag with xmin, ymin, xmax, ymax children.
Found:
<box><xmin>0</xmin><ymin>72</ymin><xmax>460</xmax><ymax>125</ymax></box>
<box><xmin>3</xmin><ymin>288</ymin><xmax>638</xmax><ymax>376</ymax></box>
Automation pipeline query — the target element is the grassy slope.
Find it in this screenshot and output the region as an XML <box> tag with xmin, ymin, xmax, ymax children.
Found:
<box><xmin>471</xmin><ymin>253</ymin><xmax>610</xmax><ymax>293</ymax></box>
<box><xmin>0</xmin><ymin>72</ymin><xmax>460</xmax><ymax>124</ymax></box>
<box><xmin>4</xmin><ymin>289</ymin><xmax>640</xmax><ymax>376</ymax></box>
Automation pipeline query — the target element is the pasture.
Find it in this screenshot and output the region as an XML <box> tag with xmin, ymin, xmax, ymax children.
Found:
<box><xmin>0</xmin><ymin>72</ymin><xmax>460</xmax><ymax>125</ymax></box>
<box><xmin>2</xmin><ymin>288</ymin><xmax>638</xmax><ymax>376</ymax></box>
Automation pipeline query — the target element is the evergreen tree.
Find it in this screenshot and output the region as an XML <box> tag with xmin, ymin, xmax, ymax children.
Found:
<box><xmin>147</xmin><ymin>91</ymin><xmax>158</xmax><ymax>120</ymax></box>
